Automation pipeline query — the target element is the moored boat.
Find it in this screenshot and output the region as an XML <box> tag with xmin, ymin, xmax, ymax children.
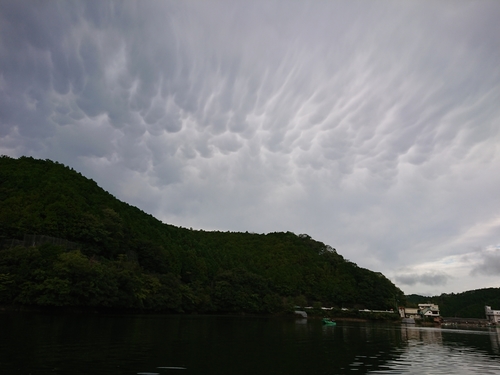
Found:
<box><xmin>322</xmin><ymin>318</ymin><xmax>336</xmax><ymax>326</ymax></box>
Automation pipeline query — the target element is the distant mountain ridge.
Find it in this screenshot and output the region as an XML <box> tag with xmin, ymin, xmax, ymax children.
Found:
<box><xmin>406</xmin><ymin>288</ymin><xmax>500</xmax><ymax>318</ymax></box>
<box><xmin>0</xmin><ymin>155</ymin><xmax>404</xmax><ymax>313</ymax></box>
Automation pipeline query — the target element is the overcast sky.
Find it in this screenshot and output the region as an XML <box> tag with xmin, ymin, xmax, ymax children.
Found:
<box><xmin>1</xmin><ymin>0</ymin><xmax>500</xmax><ymax>296</ymax></box>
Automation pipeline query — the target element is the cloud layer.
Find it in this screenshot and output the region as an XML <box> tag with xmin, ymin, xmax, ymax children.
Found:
<box><xmin>1</xmin><ymin>0</ymin><xmax>500</xmax><ymax>296</ymax></box>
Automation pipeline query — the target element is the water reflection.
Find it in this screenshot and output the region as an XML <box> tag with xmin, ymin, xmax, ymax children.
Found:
<box><xmin>490</xmin><ymin>327</ymin><xmax>500</xmax><ymax>354</ymax></box>
<box><xmin>366</xmin><ymin>325</ymin><xmax>500</xmax><ymax>374</ymax></box>
<box><xmin>1</xmin><ymin>314</ymin><xmax>500</xmax><ymax>374</ymax></box>
<box><xmin>401</xmin><ymin>325</ymin><xmax>443</xmax><ymax>343</ymax></box>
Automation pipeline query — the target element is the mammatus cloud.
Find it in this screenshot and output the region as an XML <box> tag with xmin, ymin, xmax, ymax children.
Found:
<box><xmin>1</xmin><ymin>1</ymin><xmax>500</xmax><ymax>295</ymax></box>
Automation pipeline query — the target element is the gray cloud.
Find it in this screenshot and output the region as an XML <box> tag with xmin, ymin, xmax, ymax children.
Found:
<box><xmin>1</xmin><ymin>0</ymin><xmax>500</xmax><ymax>295</ymax></box>
<box><xmin>394</xmin><ymin>272</ymin><xmax>451</xmax><ymax>288</ymax></box>
<box><xmin>470</xmin><ymin>247</ymin><xmax>500</xmax><ymax>277</ymax></box>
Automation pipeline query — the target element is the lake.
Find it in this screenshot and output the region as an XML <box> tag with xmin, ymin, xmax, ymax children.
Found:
<box><xmin>1</xmin><ymin>313</ymin><xmax>500</xmax><ymax>374</ymax></box>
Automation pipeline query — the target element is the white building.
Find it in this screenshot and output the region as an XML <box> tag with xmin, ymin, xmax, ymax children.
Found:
<box><xmin>399</xmin><ymin>307</ymin><xmax>419</xmax><ymax>319</ymax></box>
<box><xmin>399</xmin><ymin>304</ymin><xmax>440</xmax><ymax>320</ymax></box>
<box><xmin>418</xmin><ymin>303</ymin><xmax>440</xmax><ymax>318</ymax></box>
<box><xmin>485</xmin><ymin>306</ymin><xmax>500</xmax><ymax>324</ymax></box>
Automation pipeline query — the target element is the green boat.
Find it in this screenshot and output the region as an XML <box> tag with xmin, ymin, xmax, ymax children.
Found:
<box><xmin>322</xmin><ymin>318</ymin><xmax>336</xmax><ymax>326</ymax></box>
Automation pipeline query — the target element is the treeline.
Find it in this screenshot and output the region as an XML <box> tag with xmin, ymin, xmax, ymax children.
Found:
<box><xmin>406</xmin><ymin>288</ymin><xmax>500</xmax><ymax>318</ymax></box>
<box><xmin>0</xmin><ymin>156</ymin><xmax>405</xmax><ymax>313</ymax></box>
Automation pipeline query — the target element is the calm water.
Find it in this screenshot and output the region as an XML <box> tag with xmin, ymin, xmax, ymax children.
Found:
<box><xmin>1</xmin><ymin>313</ymin><xmax>500</xmax><ymax>374</ymax></box>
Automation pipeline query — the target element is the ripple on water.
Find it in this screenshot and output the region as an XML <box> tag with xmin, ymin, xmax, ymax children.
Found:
<box><xmin>364</xmin><ymin>341</ymin><xmax>500</xmax><ymax>374</ymax></box>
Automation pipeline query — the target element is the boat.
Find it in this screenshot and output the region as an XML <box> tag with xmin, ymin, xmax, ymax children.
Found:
<box><xmin>322</xmin><ymin>318</ymin><xmax>336</xmax><ymax>326</ymax></box>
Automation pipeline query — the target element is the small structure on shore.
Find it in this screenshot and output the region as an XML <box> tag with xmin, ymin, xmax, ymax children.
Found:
<box><xmin>295</xmin><ymin>310</ymin><xmax>307</xmax><ymax>318</ymax></box>
<box><xmin>399</xmin><ymin>304</ymin><xmax>441</xmax><ymax>323</ymax></box>
<box><xmin>442</xmin><ymin>317</ymin><xmax>488</xmax><ymax>326</ymax></box>
<box><xmin>485</xmin><ymin>306</ymin><xmax>500</xmax><ymax>324</ymax></box>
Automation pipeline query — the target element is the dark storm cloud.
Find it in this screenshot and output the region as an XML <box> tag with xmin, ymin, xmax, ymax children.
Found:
<box><xmin>1</xmin><ymin>0</ymin><xmax>500</xmax><ymax>295</ymax></box>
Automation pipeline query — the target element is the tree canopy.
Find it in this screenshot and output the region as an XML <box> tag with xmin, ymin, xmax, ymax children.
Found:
<box><xmin>407</xmin><ymin>289</ymin><xmax>500</xmax><ymax>318</ymax></box>
<box><xmin>0</xmin><ymin>155</ymin><xmax>405</xmax><ymax>313</ymax></box>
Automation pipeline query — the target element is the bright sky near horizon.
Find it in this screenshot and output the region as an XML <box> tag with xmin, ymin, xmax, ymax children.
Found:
<box><xmin>1</xmin><ymin>0</ymin><xmax>500</xmax><ymax>297</ymax></box>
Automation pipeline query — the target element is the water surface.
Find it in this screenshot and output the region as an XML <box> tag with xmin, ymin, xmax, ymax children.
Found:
<box><xmin>1</xmin><ymin>313</ymin><xmax>499</xmax><ymax>374</ymax></box>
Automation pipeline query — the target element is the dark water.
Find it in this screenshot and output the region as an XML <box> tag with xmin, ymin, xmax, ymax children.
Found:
<box><xmin>1</xmin><ymin>313</ymin><xmax>500</xmax><ymax>375</ymax></box>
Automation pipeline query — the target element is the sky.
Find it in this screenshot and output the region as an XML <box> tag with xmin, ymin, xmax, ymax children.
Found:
<box><xmin>1</xmin><ymin>0</ymin><xmax>500</xmax><ymax>297</ymax></box>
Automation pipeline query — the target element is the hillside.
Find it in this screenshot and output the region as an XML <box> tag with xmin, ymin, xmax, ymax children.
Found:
<box><xmin>0</xmin><ymin>155</ymin><xmax>405</xmax><ymax>313</ymax></box>
<box><xmin>407</xmin><ymin>288</ymin><xmax>500</xmax><ymax>319</ymax></box>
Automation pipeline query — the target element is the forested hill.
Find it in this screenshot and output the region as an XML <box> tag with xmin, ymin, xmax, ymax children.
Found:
<box><xmin>407</xmin><ymin>288</ymin><xmax>500</xmax><ymax>319</ymax></box>
<box><xmin>0</xmin><ymin>155</ymin><xmax>404</xmax><ymax>313</ymax></box>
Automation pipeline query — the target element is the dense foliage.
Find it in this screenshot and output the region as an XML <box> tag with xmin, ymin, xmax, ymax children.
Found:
<box><xmin>0</xmin><ymin>156</ymin><xmax>405</xmax><ymax>313</ymax></box>
<box><xmin>406</xmin><ymin>289</ymin><xmax>500</xmax><ymax>318</ymax></box>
